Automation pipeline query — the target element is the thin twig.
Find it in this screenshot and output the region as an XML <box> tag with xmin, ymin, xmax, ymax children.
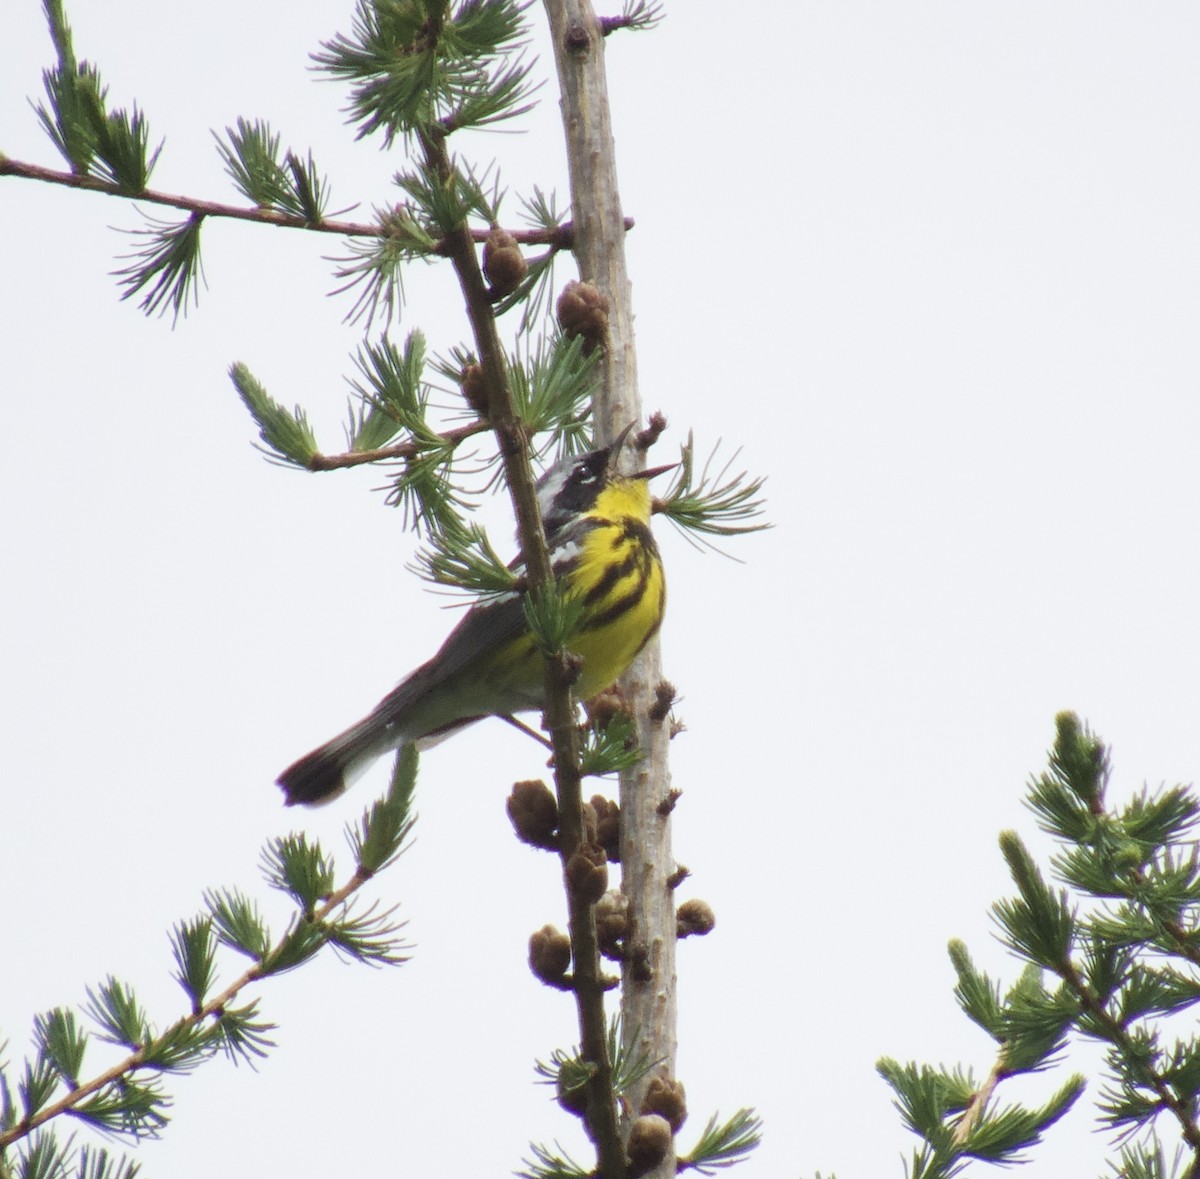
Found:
<box><xmin>1056</xmin><ymin>956</ymin><xmax>1200</xmax><ymax>1152</ymax></box>
<box><xmin>952</xmin><ymin>950</ymin><xmax>1200</xmax><ymax>1154</ymax></box>
<box><xmin>500</xmin><ymin>713</ymin><xmax>555</xmax><ymax>750</ymax></box>
<box><xmin>952</xmin><ymin>1055</ymin><xmax>1004</xmax><ymax>1146</ymax></box>
<box><xmin>305</xmin><ymin>420</ymin><xmax>492</xmax><ymax>471</ymax></box>
<box><xmin>0</xmin><ymin>156</ymin><xmax>628</xmax><ymax>245</ymax></box>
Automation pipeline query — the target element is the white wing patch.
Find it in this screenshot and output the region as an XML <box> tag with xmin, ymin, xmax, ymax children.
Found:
<box><xmin>548</xmin><ymin>538</ymin><xmax>582</xmax><ymax>571</ymax></box>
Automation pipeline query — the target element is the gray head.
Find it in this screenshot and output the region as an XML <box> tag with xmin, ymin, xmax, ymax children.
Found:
<box><xmin>535</xmin><ymin>424</ymin><xmax>637</xmax><ymax>539</ymax></box>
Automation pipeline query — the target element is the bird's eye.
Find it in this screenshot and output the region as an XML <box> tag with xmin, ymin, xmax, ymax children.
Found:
<box><xmin>575</xmin><ymin>467</ymin><xmax>596</xmax><ymax>484</ymax></box>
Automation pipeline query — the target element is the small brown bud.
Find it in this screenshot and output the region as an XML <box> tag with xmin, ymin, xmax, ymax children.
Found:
<box><xmin>581</xmin><ymin>799</ymin><xmax>599</xmax><ymax>845</ymax></box>
<box><xmin>483</xmin><ymin>227</ymin><xmax>527</xmax><ymax>298</ymax></box>
<box><xmin>626</xmin><ymin>1113</ymin><xmax>672</xmax><ymax>1176</ymax></box>
<box><xmin>657</xmin><ymin>787</ymin><xmax>682</xmax><ymax>817</ymax></box>
<box><xmin>636</xmin><ymin>411</ymin><xmax>668</xmax><ymax>452</ymax></box>
<box><xmin>648</xmin><ymin>680</ymin><xmax>677</xmax><ymax>724</ymax></box>
<box><xmin>460</xmin><ymin>362</ymin><xmax>489</xmax><ymax>416</ymax></box>
<box><xmin>585</xmin><ymin>687</ymin><xmax>628</xmax><ymax>730</ymax></box>
<box><xmin>559</xmin><ymin>649</ymin><xmax>585</xmax><ymax>687</ymax></box>
<box><xmin>676</xmin><ymin>898</ymin><xmax>715</xmax><ymax>938</ymax></box>
<box><xmin>590</xmin><ymin>794</ymin><xmax>621</xmax><ymax>863</ymax></box>
<box><xmin>564</xmin><ymin>842</ymin><xmax>608</xmax><ymax>904</ymax></box>
<box><xmin>641</xmin><ymin>1075</ymin><xmax>687</xmax><ymax>1132</ymax></box>
<box><xmin>556</xmin><ymin>280</ymin><xmax>609</xmax><ymax>354</ymax></box>
<box><xmin>507</xmin><ymin>779</ymin><xmax>559</xmax><ymax>848</ymax></box>
<box><xmin>627</xmin><ymin>939</ymin><xmax>652</xmax><ymax>983</ymax></box>
<box><xmin>528</xmin><ymin>924</ymin><xmax>572</xmax><ymax>984</ymax></box>
<box><xmin>594</xmin><ymin>889</ymin><xmax>628</xmax><ymax>960</ymax></box>
<box><xmin>557</xmin><ymin>1072</ymin><xmax>590</xmax><ymax>1117</ymax></box>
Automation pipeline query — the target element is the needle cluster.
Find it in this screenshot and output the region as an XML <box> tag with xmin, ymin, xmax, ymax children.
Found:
<box><xmin>5</xmin><ymin>3</ymin><xmax>771</xmax><ymax>1178</ymax></box>
<box><xmin>876</xmin><ymin>713</ymin><xmax>1200</xmax><ymax>1179</ymax></box>
<box><xmin>0</xmin><ymin>751</ymin><xmax>416</xmax><ymax>1178</ymax></box>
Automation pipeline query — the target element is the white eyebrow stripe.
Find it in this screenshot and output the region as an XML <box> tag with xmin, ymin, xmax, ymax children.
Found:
<box><xmin>536</xmin><ymin>464</ymin><xmax>572</xmax><ymax>519</ymax></box>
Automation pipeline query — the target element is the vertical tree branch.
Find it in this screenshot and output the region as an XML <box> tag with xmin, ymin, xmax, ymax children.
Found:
<box><xmin>542</xmin><ymin>4</ymin><xmax>678</xmax><ymax>1176</ymax></box>
<box><xmin>419</xmin><ymin>127</ymin><xmax>626</xmax><ymax>1177</ymax></box>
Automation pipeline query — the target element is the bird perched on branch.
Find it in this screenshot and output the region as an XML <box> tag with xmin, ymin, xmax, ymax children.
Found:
<box><xmin>278</xmin><ymin>423</ymin><xmax>672</xmax><ymax>805</ymax></box>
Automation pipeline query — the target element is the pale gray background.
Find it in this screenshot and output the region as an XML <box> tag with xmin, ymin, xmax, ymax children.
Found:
<box><xmin>4</xmin><ymin>3</ymin><xmax>1200</xmax><ymax>1175</ymax></box>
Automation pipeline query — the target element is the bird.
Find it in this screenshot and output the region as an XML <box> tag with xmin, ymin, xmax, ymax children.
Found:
<box><xmin>277</xmin><ymin>424</ymin><xmax>672</xmax><ymax>805</ymax></box>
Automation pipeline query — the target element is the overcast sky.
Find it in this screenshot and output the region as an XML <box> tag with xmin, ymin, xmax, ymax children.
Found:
<box><xmin>4</xmin><ymin>3</ymin><xmax>1200</xmax><ymax>1176</ymax></box>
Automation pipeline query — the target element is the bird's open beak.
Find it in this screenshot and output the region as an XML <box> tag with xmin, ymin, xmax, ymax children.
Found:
<box><xmin>631</xmin><ymin>461</ymin><xmax>677</xmax><ymax>481</ymax></box>
<box><xmin>605</xmin><ymin>421</ymin><xmax>676</xmax><ymax>481</ymax></box>
<box><xmin>605</xmin><ymin>420</ymin><xmax>638</xmax><ymax>458</ymax></box>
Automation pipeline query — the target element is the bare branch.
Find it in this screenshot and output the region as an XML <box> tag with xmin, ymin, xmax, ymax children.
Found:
<box><xmin>543</xmin><ymin>2</ymin><xmax>677</xmax><ymax>1176</ymax></box>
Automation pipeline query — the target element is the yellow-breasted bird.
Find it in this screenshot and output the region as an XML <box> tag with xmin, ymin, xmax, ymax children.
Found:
<box><xmin>277</xmin><ymin>425</ymin><xmax>672</xmax><ymax>805</ymax></box>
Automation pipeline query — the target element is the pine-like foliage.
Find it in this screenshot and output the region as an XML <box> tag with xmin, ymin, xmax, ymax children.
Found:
<box><xmin>0</xmin><ymin>748</ymin><xmax>416</xmax><ymax>1176</ymax></box>
<box><xmin>876</xmin><ymin>713</ymin><xmax>1200</xmax><ymax>1178</ymax></box>
<box><xmin>6</xmin><ymin>3</ymin><xmax>769</xmax><ymax>1177</ymax></box>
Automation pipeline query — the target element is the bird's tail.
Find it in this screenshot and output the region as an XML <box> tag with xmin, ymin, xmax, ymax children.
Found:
<box><xmin>277</xmin><ymin>717</ymin><xmax>394</xmax><ymax>806</ymax></box>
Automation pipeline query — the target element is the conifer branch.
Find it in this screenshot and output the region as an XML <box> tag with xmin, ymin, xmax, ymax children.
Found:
<box><xmin>598</xmin><ymin>1</ymin><xmax>664</xmax><ymax>36</ymax></box>
<box><xmin>949</xmin><ymin>1056</ymin><xmax>1004</xmax><ymax>1147</ymax></box>
<box><xmin>6</xmin><ymin>1</ymin><xmax>768</xmax><ymax>1175</ymax></box>
<box><xmin>883</xmin><ymin>713</ymin><xmax>1200</xmax><ymax>1171</ymax></box>
<box><xmin>417</xmin><ymin>121</ymin><xmax>624</xmax><ymax>1176</ymax></box>
<box><xmin>0</xmin><ymin>875</ymin><xmax>377</xmax><ymax>1149</ymax></box>
<box><xmin>0</xmin><ymin>754</ymin><xmax>414</xmax><ymax>1152</ymax></box>
<box><xmin>1050</xmin><ymin>930</ymin><xmax>1200</xmax><ymax>1153</ymax></box>
<box><xmin>307</xmin><ymin>421</ymin><xmax>492</xmax><ymax>471</ymax></box>
<box><xmin>653</xmin><ymin>433</ymin><xmax>771</xmax><ymax>556</ymax></box>
<box><xmin>0</xmin><ymin>156</ymin><xmax>622</xmax><ymax>246</ymax></box>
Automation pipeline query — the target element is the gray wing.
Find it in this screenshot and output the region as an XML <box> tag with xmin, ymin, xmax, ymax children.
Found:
<box><xmin>277</xmin><ymin>542</ymin><xmax>585</xmax><ymax>806</ymax></box>
<box><xmin>370</xmin><ymin>588</ymin><xmax>531</xmax><ymax>720</ymax></box>
<box><xmin>276</xmin><ymin>591</ymin><xmax>530</xmax><ymax>806</ymax></box>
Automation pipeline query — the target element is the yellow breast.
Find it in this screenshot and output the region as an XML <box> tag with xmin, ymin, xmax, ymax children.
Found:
<box><xmin>481</xmin><ymin>477</ymin><xmax>665</xmax><ymax>708</ymax></box>
<box><xmin>565</xmin><ymin>479</ymin><xmax>666</xmax><ymax>697</ymax></box>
